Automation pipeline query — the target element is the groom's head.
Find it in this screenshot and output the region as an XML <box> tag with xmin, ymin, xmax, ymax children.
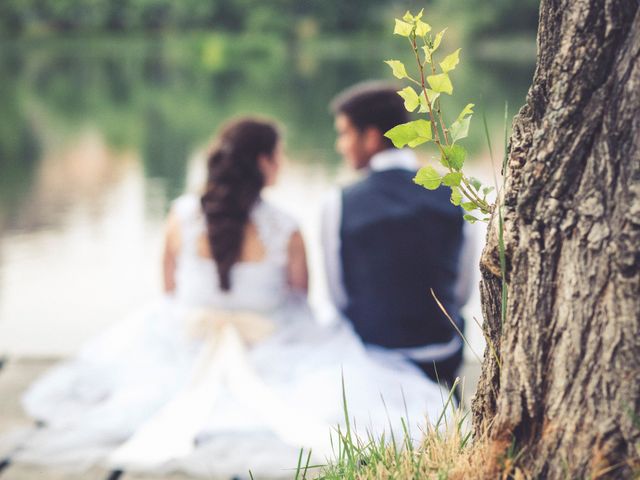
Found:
<box><xmin>331</xmin><ymin>81</ymin><xmax>408</xmax><ymax>170</ymax></box>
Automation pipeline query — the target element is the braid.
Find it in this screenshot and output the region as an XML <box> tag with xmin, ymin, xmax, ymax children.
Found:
<box><xmin>201</xmin><ymin>118</ymin><xmax>278</xmax><ymax>291</ymax></box>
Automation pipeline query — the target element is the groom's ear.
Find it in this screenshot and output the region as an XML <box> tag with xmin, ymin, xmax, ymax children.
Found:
<box><xmin>362</xmin><ymin>126</ymin><xmax>387</xmax><ymax>154</ymax></box>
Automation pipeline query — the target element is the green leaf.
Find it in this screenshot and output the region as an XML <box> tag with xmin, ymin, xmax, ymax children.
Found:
<box><xmin>384</xmin><ymin>119</ymin><xmax>432</xmax><ymax>148</ymax></box>
<box><xmin>402</xmin><ymin>9</ymin><xmax>423</xmax><ymax>22</ymax></box>
<box><xmin>397</xmin><ymin>87</ymin><xmax>420</xmax><ymax>112</ymax></box>
<box><xmin>442</xmin><ymin>172</ymin><xmax>462</xmax><ymax>187</ymax></box>
<box><xmin>450</xmin><ymin>186</ymin><xmax>462</xmax><ymax>205</ymax></box>
<box><xmin>470</xmin><ymin>177</ymin><xmax>482</xmax><ymax>190</ymax></box>
<box><xmin>385</xmin><ymin>60</ymin><xmax>408</xmax><ymax>79</ymax></box>
<box><xmin>412</xmin><ymin>119</ymin><xmax>432</xmax><ymax>138</ymax></box>
<box><xmin>440</xmin><ymin>145</ymin><xmax>467</xmax><ymax>170</ymax></box>
<box><xmin>394</xmin><ymin>19</ymin><xmax>414</xmax><ymax>36</ymax></box>
<box><xmin>455</xmin><ymin>103</ymin><xmax>475</xmax><ymax>123</ymax></box>
<box><xmin>483</xmin><ymin>186</ymin><xmax>495</xmax><ymax>196</ymax></box>
<box><xmin>415</xmin><ymin>20</ymin><xmax>431</xmax><ymax>36</ymax></box>
<box><xmin>426</xmin><ymin>73</ymin><xmax>453</xmax><ymax>95</ymax></box>
<box><xmin>461</xmin><ymin>202</ymin><xmax>478</xmax><ymax>211</ymax></box>
<box><xmin>407</xmin><ymin>119</ymin><xmax>433</xmax><ymax>147</ymax></box>
<box><xmin>408</xmin><ymin>136</ymin><xmax>431</xmax><ymax>148</ymax></box>
<box><xmin>385</xmin><ymin>123</ymin><xmax>417</xmax><ymax>148</ymax></box>
<box><xmin>414</xmin><ymin>166</ymin><xmax>441</xmax><ymax>190</ymax></box>
<box><xmin>463</xmin><ymin>214</ymin><xmax>479</xmax><ymax>224</ymax></box>
<box><xmin>449</xmin><ymin>103</ymin><xmax>474</xmax><ymax>143</ymax></box>
<box><xmin>450</xmin><ymin>116</ymin><xmax>471</xmax><ymax>143</ymax></box>
<box><xmin>421</xmin><ymin>46</ymin><xmax>431</xmax><ymax>63</ymax></box>
<box><xmin>422</xmin><ymin>28</ymin><xmax>447</xmax><ymax>58</ymax></box>
<box><xmin>417</xmin><ymin>89</ymin><xmax>440</xmax><ymax>113</ymax></box>
<box><xmin>440</xmin><ymin>48</ymin><xmax>461</xmax><ymax>73</ymax></box>
<box><xmin>432</xmin><ymin>28</ymin><xmax>447</xmax><ymax>52</ymax></box>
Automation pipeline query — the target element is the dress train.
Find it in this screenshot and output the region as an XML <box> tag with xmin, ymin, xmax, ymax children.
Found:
<box><xmin>110</xmin><ymin>322</ymin><xmax>333</xmax><ymax>470</ymax></box>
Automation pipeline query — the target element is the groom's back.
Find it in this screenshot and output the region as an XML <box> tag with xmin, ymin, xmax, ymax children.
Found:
<box><xmin>340</xmin><ymin>169</ymin><xmax>463</xmax><ymax>349</ymax></box>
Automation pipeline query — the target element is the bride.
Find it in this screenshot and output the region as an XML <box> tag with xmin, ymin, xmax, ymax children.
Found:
<box><xmin>10</xmin><ymin>117</ymin><xmax>450</xmax><ymax>478</ymax></box>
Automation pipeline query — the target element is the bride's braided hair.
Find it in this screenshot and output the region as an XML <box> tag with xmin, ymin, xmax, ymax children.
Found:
<box><xmin>201</xmin><ymin>117</ymin><xmax>279</xmax><ymax>291</ymax></box>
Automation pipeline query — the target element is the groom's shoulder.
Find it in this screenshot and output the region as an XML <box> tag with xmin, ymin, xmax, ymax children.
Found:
<box><xmin>341</xmin><ymin>171</ymin><xmax>461</xmax><ymax>219</ymax></box>
<box><xmin>341</xmin><ymin>169</ymin><xmax>412</xmax><ymax>199</ymax></box>
<box><xmin>340</xmin><ymin>173</ymin><xmax>377</xmax><ymax>198</ymax></box>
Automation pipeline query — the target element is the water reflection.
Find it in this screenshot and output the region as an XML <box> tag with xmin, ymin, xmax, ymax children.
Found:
<box><xmin>3</xmin><ymin>130</ymin><xmax>131</xmax><ymax>232</ymax></box>
<box><xmin>0</xmin><ymin>33</ymin><xmax>534</xmax><ymax>355</ymax></box>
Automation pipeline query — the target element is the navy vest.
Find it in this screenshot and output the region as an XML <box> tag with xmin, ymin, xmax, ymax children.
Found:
<box><xmin>340</xmin><ymin>168</ymin><xmax>464</xmax><ymax>350</ymax></box>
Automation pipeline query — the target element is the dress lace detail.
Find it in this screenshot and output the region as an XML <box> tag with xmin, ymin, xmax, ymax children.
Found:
<box><xmin>171</xmin><ymin>194</ymin><xmax>298</xmax><ymax>265</ymax></box>
<box><xmin>251</xmin><ymin>200</ymin><xmax>298</xmax><ymax>265</ymax></box>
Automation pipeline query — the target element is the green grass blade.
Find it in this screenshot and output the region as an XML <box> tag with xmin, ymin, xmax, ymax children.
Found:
<box><xmin>482</xmin><ymin>109</ymin><xmax>499</xmax><ymax>190</ymax></box>
<box><xmin>380</xmin><ymin>393</ymin><xmax>400</xmax><ymax>462</ymax></box>
<box><xmin>302</xmin><ymin>448</ymin><xmax>313</xmax><ymax>479</ymax></box>
<box><xmin>430</xmin><ymin>288</ymin><xmax>482</xmax><ymax>363</ymax></box>
<box><xmin>340</xmin><ymin>371</ymin><xmax>355</xmax><ymax>467</ymax></box>
<box><xmin>294</xmin><ymin>448</ymin><xmax>304</xmax><ymax>480</ymax></box>
<box><xmin>434</xmin><ymin>377</ymin><xmax>460</xmax><ymax>430</ymax></box>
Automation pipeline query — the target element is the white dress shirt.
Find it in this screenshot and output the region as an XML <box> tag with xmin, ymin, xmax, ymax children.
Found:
<box><xmin>320</xmin><ymin>148</ymin><xmax>472</xmax><ymax>362</ymax></box>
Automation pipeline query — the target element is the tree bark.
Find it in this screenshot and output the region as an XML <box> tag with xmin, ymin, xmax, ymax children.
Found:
<box><xmin>472</xmin><ymin>0</ymin><xmax>640</xmax><ymax>478</ymax></box>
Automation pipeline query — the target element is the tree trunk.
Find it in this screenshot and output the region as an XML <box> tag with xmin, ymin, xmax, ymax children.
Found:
<box><xmin>472</xmin><ymin>0</ymin><xmax>640</xmax><ymax>478</ymax></box>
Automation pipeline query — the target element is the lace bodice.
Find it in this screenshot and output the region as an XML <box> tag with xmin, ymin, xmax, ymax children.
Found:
<box><xmin>171</xmin><ymin>194</ymin><xmax>298</xmax><ymax>312</ymax></box>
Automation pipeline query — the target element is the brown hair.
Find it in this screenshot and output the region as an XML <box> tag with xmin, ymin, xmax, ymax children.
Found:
<box><xmin>330</xmin><ymin>81</ymin><xmax>408</xmax><ymax>149</ymax></box>
<box><xmin>201</xmin><ymin>117</ymin><xmax>279</xmax><ymax>291</ymax></box>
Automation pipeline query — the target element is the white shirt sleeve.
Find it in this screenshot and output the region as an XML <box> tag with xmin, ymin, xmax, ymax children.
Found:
<box><xmin>320</xmin><ymin>189</ymin><xmax>348</xmax><ymax>311</ymax></box>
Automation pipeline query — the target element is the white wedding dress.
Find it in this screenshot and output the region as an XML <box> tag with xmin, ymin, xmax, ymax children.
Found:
<box><xmin>10</xmin><ymin>195</ymin><xmax>449</xmax><ymax>478</ymax></box>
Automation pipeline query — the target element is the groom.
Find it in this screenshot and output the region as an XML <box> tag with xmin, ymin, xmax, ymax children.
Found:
<box><xmin>322</xmin><ymin>81</ymin><xmax>466</xmax><ymax>389</ymax></box>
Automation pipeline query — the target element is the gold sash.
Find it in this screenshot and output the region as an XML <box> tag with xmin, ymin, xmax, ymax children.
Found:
<box><xmin>185</xmin><ymin>308</ymin><xmax>276</xmax><ymax>345</ymax></box>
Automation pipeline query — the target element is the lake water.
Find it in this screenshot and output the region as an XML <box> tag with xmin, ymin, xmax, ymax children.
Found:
<box><xmin>0</xmin><ymin>33</ymin><xmax>534</xmax><ymax>357</ymax></box>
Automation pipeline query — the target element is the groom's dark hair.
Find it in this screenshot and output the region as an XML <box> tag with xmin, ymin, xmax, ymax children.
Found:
<box><xmin>330</xmin><ymin>81</ymin><xmax>408</xmax><ymax>148</ymax></box>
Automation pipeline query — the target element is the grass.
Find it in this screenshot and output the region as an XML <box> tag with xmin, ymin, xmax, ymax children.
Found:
<box><xmin>287</xmin><ymin>377</ymin><xmax>529</xmax><ymax>480</ymax></box>
<box><xmin>303</xmin><ymin>380</ymin><xmax>469</xmax><ymax>480</ymax></box>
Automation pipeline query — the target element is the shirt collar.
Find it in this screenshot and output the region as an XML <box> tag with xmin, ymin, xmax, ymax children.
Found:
<box><xmin>369</xmin><ymin>148</ymin><xmax>419</xmax><ymax>172</ymax></box>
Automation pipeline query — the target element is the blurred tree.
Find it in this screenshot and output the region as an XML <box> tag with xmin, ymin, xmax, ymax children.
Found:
<box><xmin>0</xmin><ymin>0</ymin><xmax>391</xmax><ymax>36</ymax></box>
<box><xmin>436</xmin><ymin>0</ymin><xmax>539</xmax><ymax>38</ymax></box>
<box><xmin>0</xmin><ymin>52</ymin><xmax>41</xmax><ymax>213</ymax></box>
<box><xmin>0</xmin><ymin>0</ymin><xmax>36</xmax><ymax>34</ymax></box>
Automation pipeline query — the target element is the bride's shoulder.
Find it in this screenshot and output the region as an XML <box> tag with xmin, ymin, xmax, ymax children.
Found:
<box><xmin>170</xmin><ymin>193</ymin><xmax>201</xmax><ymax>221</ymax></box>
<box><xmin>253</xmin><ymin>200</ymin><xmax>299</xmax><ymax>237</ymax></box>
